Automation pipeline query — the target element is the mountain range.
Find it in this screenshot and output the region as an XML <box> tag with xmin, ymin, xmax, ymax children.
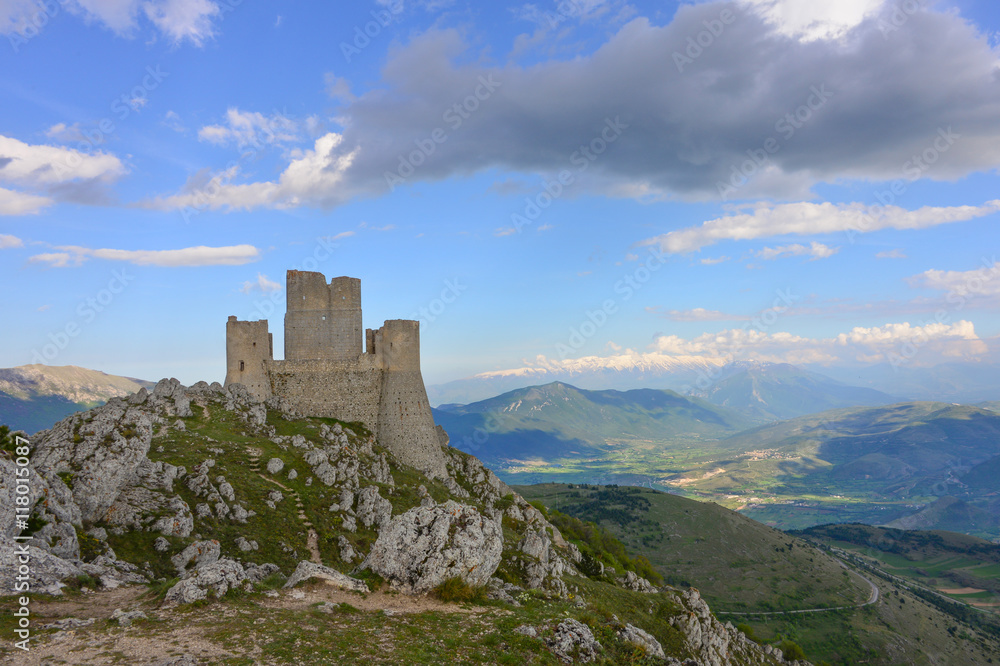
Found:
<box><xmin>429</xmin><ymin>356</ymin><xmax>1000</xmax><ymax>407</ymax></box>
<box><xmin>0</xmin><ymin>364</ymin><xmax>154</xmax><ymax>434</ymax></box>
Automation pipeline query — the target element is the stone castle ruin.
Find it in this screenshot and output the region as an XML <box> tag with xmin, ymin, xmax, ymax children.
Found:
<box><xmin>224</xmin><ymin>270</ymin><xmax>448</xmax><ymax>478</ymax></box>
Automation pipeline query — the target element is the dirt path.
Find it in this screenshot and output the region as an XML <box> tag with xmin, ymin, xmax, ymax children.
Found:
<box><xmin>6</xmin><ymin>581</ymin><xmax>492</xmax><ymax>665</ymax></box>
<box><xmin>258</xmin><ymin>473</ymin><xmax>322</xmax><ymax>565</ymax></box>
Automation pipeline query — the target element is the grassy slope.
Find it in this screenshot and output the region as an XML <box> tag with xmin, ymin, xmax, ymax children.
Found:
<box><xmin>6</xmin><ymin>393</ymin><xmax>771</xmax><ymax>665</ymax></box>
<box><xmin>517</xmin><ymin>484</ymin><xmax>868</xmax><ymax>613</ymax></box>
<box><xmin>519</xmin><ymin>483</ymin><xmax>1000</xmax><ymax>666</ymax></box>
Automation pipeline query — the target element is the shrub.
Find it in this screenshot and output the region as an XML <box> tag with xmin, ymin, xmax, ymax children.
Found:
<box><xmin>432</xmin><ymin>577</ymin><xmax>486</xmax><ymax>603</ymax></box>
<box><xmin>778</xmin><ymin>639</ymin><xmax>807</xmax><ymax>661</ymax></box>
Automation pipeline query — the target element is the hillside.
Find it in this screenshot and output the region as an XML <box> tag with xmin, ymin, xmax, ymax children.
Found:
<box><xmin>665</xmin><ymin>402</ymin><xmax>1000</xmax><ymax>538</ymax></box>
<box><xmin>435</xmin><ymin>381</ymin><xmax>754</xmax><ymax>464</ymax></box>
<box><xmin>794</xmin><ymin>523</ymin><xmax>1000</xmax><ymax>606</ymax></box>
<box><xmin>689</xmin><ymin>362</ymin><xmax>897</xmax><ymax>421</ymax></box>
<box><xmin>521</xmin><ymin>484</ymin><xmax>1000</xmax><ymax>666</ymax></box>
<box><xmin>0</xmin><ymin>379</ymin><xmax>795</xmax><ymax>665</ymax></box>
<box><xmin>0</xmin><ymin>364</ymin><xmax>153</xmax><ymax>434</ymax></box>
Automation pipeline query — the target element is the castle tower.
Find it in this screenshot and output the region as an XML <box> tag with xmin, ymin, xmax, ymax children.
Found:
<box><xmin>376</xmin><ymin>320</ymin><xmax>449</xmax><ymax>479</ymax></box>
<box><xmin>284</xmin><ymin>271</ymin><xmax>362</xmax><ymax>361</ymax></box>
<box><xmin>224</xmin><ymin>316</ymin><xmax>273</xmax><ymax>401</ymax></box>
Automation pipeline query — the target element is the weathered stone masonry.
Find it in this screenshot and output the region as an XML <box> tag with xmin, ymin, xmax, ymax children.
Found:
<box><xmin>224</xmin><ymin>270</ymin><xmax>448</xmax><ymax>478</ymax></box>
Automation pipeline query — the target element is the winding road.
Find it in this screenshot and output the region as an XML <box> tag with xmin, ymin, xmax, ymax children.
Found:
<box><xmin>718</xmin><ymin>557</ymin><xmax>880</xmax><ymax>617</ymax></box>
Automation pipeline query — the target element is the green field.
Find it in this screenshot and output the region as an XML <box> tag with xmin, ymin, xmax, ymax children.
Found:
<box><xmin>520</xmin><ymin>483</ymin><xmax>1000</xmax><ymax>666</ymax></box>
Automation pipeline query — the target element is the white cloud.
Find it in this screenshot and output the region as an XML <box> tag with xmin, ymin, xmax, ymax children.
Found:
<box><xmin>0</xmin><ymin>187</ymin><xmax>53</xmax><ymax>215</ymax></box>
<box><xmin>756</xmin><ymin>241</ymin><xmax>839</xmax><ymax>261</ymax></box>
<box><xmin>648</xmin><ymin>307</ymin><xmax>748</xmax><ymax>322</ymax></box>
<box><xmin>649</xmin><ymin>320</ymin><xmax>987</xmax><ymax>366</ymax></box>
<box><xmin>0</xmin><ymin>134</ymin><xmax>126</xmax><ymax>212</ymax></box>
<box><xmin>144</xmin><ymin>133</ymin><xmax>358</xmax><ymax>212</ymax></box>
<box><xmin>909</xmin><ymin>262</ymin><xmax>1000</xmax><ymax>298</ymax></box>
<box><xmin>240</xmin><ymin>273</ymin><xmax>281</xmax><ymax>294</ymax></box>
<box><xmin>642</xmin><ymin>200</ymin><xmax>1000</xmax><ymax>254</ymax></box>
<box><xmin>740</xmin><ymin>0</ymin><xmax>884</xmax><ymax>42</ymax></box>
<box><xmin>0</xmin><ymin>135</ymin><xmax>126</xmax><ymax>186</ymax></box>
<box><xmin>1</xmin><ymin>0</ymin><xmax>223</xmax><ymax>44</ymax></box>
<box><xmin>28</xmin><ymin>244</ymin><xmax>260</xmax><ymax>267</ymax></box>
<box><xmin>163</xmin><ymin>110</ymin><xmax>186</xmax><ymax>133</ymax></box>
<box><xmin>142</xmin><ymin>0</ymin><xmax>220</xmax><ymax>45</ymax></box>
<box><xmin>0</xmin><ymin>234</ymin><xmax>24</xmax><ymax>248</ymax></box>
<box><xmin>198</xmin><ymin>108</ymin><xmax>298</xmax><ymax>149</ymax></box>
<box><xmin>699</xmin><ymin>256</ymin><xmax>730</xmax><ymax>265</ymax></box>
<box><xmin>876</xmin><ymin>249</ymin><xmax>906</xmax><ymax>259</ymax></box>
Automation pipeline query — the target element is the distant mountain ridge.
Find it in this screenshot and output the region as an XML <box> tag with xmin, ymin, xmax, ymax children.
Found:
<box><xmin>434</xmin><ymin>381</ymin><xmax>753</xmax><ymax>463</ymax></box>
<box><xmin>428</xmin><ymin>353</ymin><xmax>726</xmax><ymax>405</ymax></box>
<box><xmin>688</xmin><ymin>362</ymin><xmax>898</xmax><ymax>421</ymax></box>
<box><xmin>0</xmin><ymin>364</ymin><xmax>153</xmax><ymax>433</ymax></box>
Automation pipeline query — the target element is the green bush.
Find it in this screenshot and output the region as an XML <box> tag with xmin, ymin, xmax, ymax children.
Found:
<box><xmin>778</xmin><ymin>639</ymin><xmax>807</xmax><ymax>661</ymax></box>
<box><xmin>432</xmin><ymin>577</ymin><xmax>487</xmax><ymax>603</ymax></box>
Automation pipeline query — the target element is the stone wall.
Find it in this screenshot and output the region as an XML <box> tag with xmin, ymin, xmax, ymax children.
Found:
<box><xmin>225</xmin><ymin>317</ymin><xmax>272</xmax><ymax>401</ymax></box>
<box><xmin>267</xmin><ymin>357</ymin><xmax>382</xmax><ymax>431</ymax></box>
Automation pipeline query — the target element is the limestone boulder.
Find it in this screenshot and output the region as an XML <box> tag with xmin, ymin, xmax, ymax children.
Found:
<box><xmin>364</xmin><ymin>500</ymin><xmax>502</xmax><ymax>593</ymax></box>
<box><xmin>283</xmin><ymin>561</ymin><xmax>369</xmax><ymax>592</ymax></box>
<box><xmin>617</xmin><ymin>623</ymin><xmax>665</xmax><ymax>659</ymax></box>
<box><xmin>545</xmin><ymin>619</ymin><xmax>602</xmax><ymax>664</ymax></box>
<box><xmin>355</xmin><ymin>486</ymin><xmax>392</xmax><ymax>530</ymax></box>
<box><xmin>164</xmin><ymin>558</ymin><xmax>246</xmax><ymax>604</ymax></box>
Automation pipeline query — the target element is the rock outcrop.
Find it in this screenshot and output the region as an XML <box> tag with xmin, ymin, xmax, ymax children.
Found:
<box><xmin>364</xmin><ymin>500</ymin><xmax>503</xmax><ymax>593</ymax></box>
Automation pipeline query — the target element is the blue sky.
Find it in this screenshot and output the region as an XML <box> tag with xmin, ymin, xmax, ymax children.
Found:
<box><xmin>1</xmin><ymin>0</ymin><xmax>999</xmax><ymax>387</ymax></box>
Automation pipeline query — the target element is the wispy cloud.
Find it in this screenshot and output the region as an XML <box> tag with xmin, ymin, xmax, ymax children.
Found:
<box><xmin>641</xmin><ymin>201</ymin><xmax>1000</xmax><ymax>254</ymax></box>
<box><xmin>650</xmin><ymin>320</ymin><xmax>986</xmax><ymax>366</ymax></box>
<box><xmin>756</xmin><ymin>241</ymin><xmax>839</xmax><ymax>261</ymax></box>
<box><xmin>876</xmin><ymin>249</ymin><xmax>907</xmax><ymax>259</ymax></box>
<box><xmin>198</xmin><ymin>108</ymin><xmax>299</xmax><ymax>149</ymax></box>
<box><xmin>0</xmin><ymin>234</ymin><xmax>24</xmax><ymax>249</ymax></box>
<box><xmin>1</xmin><ymin>0</ymin><xmax>225</xmax><ymax>45</ymax></box>
<box><xmin>240</xmin><ymin>273</ymin><xmax>281</xmax><ymax>294</ymax></box>
<box><xmin>646</xmin><ymin>306</ymin><xmax>749</xmax><ymax>322</ymax></box>
<box><xmin>28</xmin><ymin>244</ymin><xmax>260</xmax><ymax>267</ymax></box>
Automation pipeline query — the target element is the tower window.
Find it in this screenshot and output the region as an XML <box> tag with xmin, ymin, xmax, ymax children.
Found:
<box><xmin>240</xmin><ymin>361</ymin><xmax>245</xmax><ymax>371</ymax></box>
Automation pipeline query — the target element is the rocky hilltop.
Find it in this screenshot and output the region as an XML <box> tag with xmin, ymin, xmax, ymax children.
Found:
<box><xmin>0</xmin><ymin>379</ymin><xmax>808</xmax><ymax>665</ymax></box>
